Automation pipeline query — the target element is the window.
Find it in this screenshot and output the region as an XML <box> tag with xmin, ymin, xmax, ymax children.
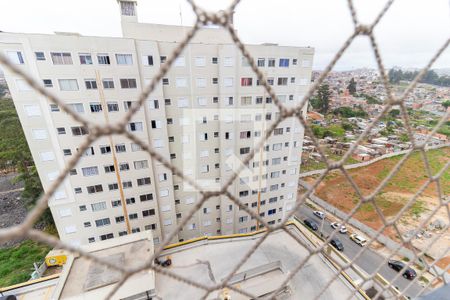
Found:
<box><xmin>160</xmin><ymin>56</ymin><xmax>167</xmax><ymax>63</ymax></box>
<box><xmin>131</xmin><ymin>143</ymin><xmax>142</xmax><ymax>152</ymax></box>
<box><xmin>162</xmin><ymin>78</ymin><xmax>169</xmax><ymax>85</ymax></box>
<box><xmin>115</xmin><ymin>144</ymin><xmax>126</xmax><ymax>153</ymax></box>
<box><xmin>82</xmin><ymin>166</ymin><xmax>99</xmax><ymax>177</ymax></box>
<box><xmin>51</xmin><ymin>52</ymin><xmax>72</xmax><ymax>65</ymax></box>
<box><xmin>58</xmin><ymin>79</ymin><xmax>78</xmax><ymax>91</ymax></box>
<box><xmin>224</xmin><ymin>77</ymin><xmax>233</xmax><ymax>87</ymax></box>
<box><xmin>23</xmin><ymin>105</ymin><xmax>41</xmax><ymax>117</ymax></box>
<box><xmin>149</xmin><ymin>99</ymin><xmax>159</xmax><ymax>109</ymax></box>
<box><xmin>129</xmin><ymin>213</ymin><xmax>138</xmax><ymax>220</ymax></box>
<box><xmin>293</xmin><ymin>58</ymin><xmax>298</xmax><ymax>65</ymax></box>
<box><xmin>267</xmin><ymin>78</ymin><xmax>274</xmax><ymax>85</ymax></box>
<box><xmin>213</xmin><ymin>96</ymin><xmax>219</xmax><ymax>103</ymax></box>
<box><xmin>277</xmin><ymin>77</ymin><xmax>288</xmax><ymax>86</ymax></box>
<box><xmin>268</xmin><ymin>209</ymin><xmax>276</xmax><ymax>215</ymax></box>
<box><xmin>160</xmin><ymin>189</ymin><xmax>169</xmax><ymax>197</ymax></box>
<box><xmin>100</xmin><ymin>233</ymin><xmax>114</xmax><ymax>241</ymax></box>
<box><xmin>240</xmin><ymin>147</ymin><xmax>250</xmax><ymax>155</ymax></box>
<box><xmin>79</xmin><ymin>205</ymin><xmax>87</xmax><ymax>211</ymax></box>
<box><xmin>63</xmin><ymin>149</ymin><xmax>72</xmax><ymax>156</ymax></box>
<box><xmin>69</xmin><ymin>103</ymin><xmax>84</xmax><ymax>113</ymax></box>
<box><xmin>57</xmin><ymin>127</ymin><xmax>66</xmax><ymax>134</ymax></box>
<box><xmin>194</xmin><ymin>56</ymin><xmax>206</xmax><ymax>66</ymax></box>
<box><xmin>104</xmin><ymin>165</ymin><xmax>115</xmax><ymax>173</ymax></box>
<box><xmin>87</xmin><ymin>184</ymin><xmax>103</xmax><ymax>194</ymax></box>
<box><xmin>279</xmin><ymin>58</ymin><xmax>289</xmax><ymax>67</ymax></box>
<box><xmin>102</xmin><ymin>78</ymin><xmax>114</xmax><ymax>89</ymax></box>
<box><xmin>35</xmin><ymin>52</ymin><xmax>45</xmax><ymax>61</ymax></box>
<box><xmin>116</xmin><ymin>54</ymin><xmax>133</xmax><ymax>65</ymax></box>
<box><xmin>196</xmin><ymin>77</ymin><xmax>206</xmax><ymax>88</ymax></box>
<box><xmin>137</xmin><ymin>177</ymin><xmax>151</xmax><ymax>186</ymax></box>
<box><xmin>81</xmin><ymin>147</ymin><xmax>95</xmax><ymax>156</ymax></box>
<box><xmin>212</xmin><ymin>57</ymin><xmax>218</xmax><ymax>64</ymax></box>
<box><xmin>119</xmin><ymin>162</ymin><xmax>130</xmax><ymax>171</ymax></box>
<box><xmin>84</xmin><ymin>222</ymin><xmax>91</xmax><ymax>228</ymax></box>
<box><xmin>140</xmin><ymin>193</ymin><xmax>153</xmax><ymax>202</ymax></box>
<box><xmin>239</xmin><ymin>216</ymin><xmax>248</xmax><ymax>223</ymax></box>
<box><xmin>142</xmin><ymin>209</ymin><xmax>155</xmax><ymax>217</ymax></box>
<box><xmin>110</xmin><ymin>183</ymin><xmax>119</xmax><ymax>191</ymax></box>
<box><xmin>7</xmin><ymin>51</ymin><xmax>25</xmax><ymax>64</ymax></box>
<box><xmin>123</xmin><ymin>181</ymin><xmax>132</xmax><ymax>189</ymax></box>
<box><xmin>290</xmin><ymin>77</ymin><xmax>296</xmax><ymax>83</ymax></box>
<box><xmin>257</xmin><ymin>58</ymin><xmax>265</xmax><ymax>67</ymax></box>
<box><xmin>120</xmin><ymin>1</ymin><xmax>136</xmax><ymax>15</ymax></box>
<box><xmin>100</xmin><ymin>145</ymin><xmax>111</xmax><ymax>154</ymax></box>
<box><xmin>272</xmin><ymin>158</ymin><xmax>281</xmax><ymax>165</ymax></box>
<box><xmin>74</xmin><ymin>187</ymin><xmax>82</xmax><ymax>194</ymax></box>
<box><xmin>177</xmin><ymin>98</ymin><xmax>189</xmax><ymax>108</ymax></box>
<box><xmin>43</xmin><ymin>79</ymin><xmax>53</xmax><ymax>87</ymax></box>
<box><xmin>128</xmin><ymin>122</ymin><xmax>143</xmax><ymax>132</ymax></box>
<box><xmin>116</xmin><ymin>216</ymin><xmax>125</xmax><ymax>223</ymax></box>
<box><xmin>107</xmin><ymin>102</ymin><xmax>119</xmax><ymax>112</ymax></box>
<box><xmin>240</xmin><ymin>131</ymin><xmax>251</xmax><ymax>139</ymax></box>
<box><xmin>120</xmin><ymin>78</ymin><xmax>137</xmax><ymax>88</ymax></box>
<box><xmin>79</xmin><ymin>53</ymin><xmax>93</xmax><ymax>65</ymax></box>
<box><xmin>268</xmin><ymin>58</ymin><xmax>276</xmax><ymax>67</ymax></box>
<box><xmin>224</xmin><ymin>57</ymin><xmax>233</xmax><ymax>67</ymax></box>
<box><xmin>97</xmin><ymin>54</ymin><xmax>111</xmax><ymax>65</ymax></box>
<box><xmin>142</xmin><ymin>55</ymin><xmax>153</xmax><ymax>66</ymax></box>
<box><xmin>90</xmin><ymin>102</ymin><xmax>102</xmax><ymax>112</ymax></box>
<box><xmin>274</xmin><ymin>128</ymin><xmax>284</xmax><ymax>135</ymax></box>
<box><xmin>112</xmin><ymin>200</ymin><xmax>122</xmax><ymax>207</ymax></box>
<box><xmin>273</xmin><ymin>143</ymin><xmax>282</xmax><ymax>151</ymax></box>
<box><xmin>175</xmin><ymin>77</ymin><xmax>187</xmax><ymax>88</ymax></box>
<box><xmin>91</xmin><ymin>201</ymin><xmax>106</xmax><ymax>212</ymax></box>
<box><xmin>241</xmin><ymin>77</ymin><xmax>252</xmax><ymax>86</ymax></box>
<box><xmin>240</xmin><ymin>96</ymin><xmax>252</xmax><ymax>106</ymax></box>
<box><xmin>126</xmin><ymin>197</ymin><xmax>136</xmax><ymax>204</ymax></box>
<box><xmin>95</xmin><ymin>218</ymin><xmax>111</xmax><ymax>227</ymax></box>
<box><xmin>32</xmin><ymin>129</ymin><xmax>47</xmax><ymax>140</ymax></box>
<box><xmin>134</xmin><ymin>160</ymin><xmax>148</xmax><ymax>170</ymax></box>
<box><xmin>71</xmin><ymin>126</ymin><xmax>88</xmax><ymax>136</ymax></box>
<box><xmin>124</xmin><ymin>101</ymin><xmax>137</xmax><ymax>112</ymax></box>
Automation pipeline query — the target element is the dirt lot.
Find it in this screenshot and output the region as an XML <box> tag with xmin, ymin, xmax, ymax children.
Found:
<box><xmin>306</xmin><ymin>147</ymin><xmax>450</xmax><ymax>269</ymax></box>
<box><xmin>0</xmin><ymin>173</ymin><xmax>27</xmax><ymax>247</ymax></box>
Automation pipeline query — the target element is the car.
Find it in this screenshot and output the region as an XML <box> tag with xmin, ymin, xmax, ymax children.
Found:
<box><xmin>350</xmin><ymin>233</ymin><xmax>367</xmax><ymax>246</ymax></box>
<box><xmin>388</xmin><ymin>260</ymin><xmax>417</xmax><ymax>280</ymax></box>
<box><xmin>331</xmin><ymin>222</ymin><xmax>347</xmax><ymax>234</ymax></box>
<box><xmin>313</xmin><ymin>210</ymin><xmax>325</xmax><ymax>219</ymax></box>
<box><xmin>330</xmin><ymin>239</ymin><xmax>344</xmax><ymax>251</ymax></box>
<box><xmin>304</xmin><ymin>219</ymin><xmax>318</xmax><ymax>231</ymax></box>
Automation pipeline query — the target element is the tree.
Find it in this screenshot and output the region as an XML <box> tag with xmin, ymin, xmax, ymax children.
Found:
<box><xmin>442</xmin><ymin>100</ymin><xmax>450</xmax><ymax>109</ymax></box>
<box><xmin>347</xmin><ymin>78</ymin><xmax>357</xmax><ymax>95</ymax></box>
<box><xmin>316</xmin><ymin>84</ymin><xmax>331</xmax><ymax>114</ymax></box>
<box><xmin>389</xmin><ymin>109</ymin><xmax>400</xmax><ymax>118</ymax></box>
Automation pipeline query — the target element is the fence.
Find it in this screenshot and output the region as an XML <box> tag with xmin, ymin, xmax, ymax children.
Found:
<box><xmin>0</xmin><ymin>0</ymin><xmax>449</xmax><ymax>299</ymax></box>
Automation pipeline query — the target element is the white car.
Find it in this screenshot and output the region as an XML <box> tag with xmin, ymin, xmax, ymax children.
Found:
<box><xmin>313</xmin><ymin>210</ymin><xmax>325</xmax><ymax>219</ymax></box>
<box><xmin>350</xmin><ymin>234</ymin><xmax>367</xmax><ymax>247</ymax></box>
<box><xmin>330</xmin><ymin>222</ymin><xmax>347</xmax><ymax>234</ymax></box>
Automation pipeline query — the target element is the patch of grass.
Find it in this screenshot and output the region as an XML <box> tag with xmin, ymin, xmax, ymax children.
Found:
<box><xmin>0</xmin><ymin>240</ymin><xmax>51</xmax><ymax>287</ymax></box>
<box><xmin>419</xmin><ymin>276</ymin><xmax>429</xmax><ymax>284</ymax></box>
<box><xmin>410</xmin><ymin>200</ymin><xmax>427</xmax><ymax>218</ymax></box>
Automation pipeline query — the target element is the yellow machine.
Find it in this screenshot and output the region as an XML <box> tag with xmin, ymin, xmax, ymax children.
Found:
<box><xmin>45</xmin><ymin>249</ymin><xmax>67</xmax><ymax>267</ymax></box>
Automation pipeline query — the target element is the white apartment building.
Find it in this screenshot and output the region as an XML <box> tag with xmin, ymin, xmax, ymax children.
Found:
<box><xmin>0</xmin><ymin>0</ymin><xmax>314</xmax><ymax>246</ymax></box>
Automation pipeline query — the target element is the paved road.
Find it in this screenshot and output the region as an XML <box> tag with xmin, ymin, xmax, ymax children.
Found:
<box><xmin>296</xmin><ymin>206</ymin><xmax>425</xmax><ymax>299</ymax></box>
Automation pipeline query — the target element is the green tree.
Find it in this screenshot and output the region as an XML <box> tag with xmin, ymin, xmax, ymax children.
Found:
<box><xmin>389</xmin><ymin>109</ymin><xmax>400</xmax><ymax>118</ymax></box>
<box><xmin>347</xmin><ymin>78</ymin><xmax>357</xmax><ymax>95</ymax></box>
<box><xmin>442</xmin><ymin>100</ymin><xmax>450</xmax><ymax>109</ymax></box>
<box><xmin>316</xmin><ymin>84</ymin><xmax>331</xmax><ymax>114</ymax></box>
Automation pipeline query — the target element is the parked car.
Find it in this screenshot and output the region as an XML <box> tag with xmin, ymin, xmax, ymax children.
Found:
<box><xmin>313</xmin><ymin>210</ymin><xmax>325</xmax><ymax>219</ymax></box>
<box><xmin>349</xmin><ymin>233</ymin><xmax>367</xmax><ymax>246</ymax></box>
<box><xmin>330</xmin><ymin>239</ymin><xmax>344</xmax><ymax>251</ymax></box>
<box><xmin>388</xmin><ymin>260</ymin><xmax>417</xmax><ymax>280</ymax></box>
<box><xmin>330</xmin><ymin>222</ymin><xmax>348</xmax><ymax>234</ymax></box>
<box><xmin>304</xmin><ymin>219</ymin><xmax>318</xmax><ymax>231</ymax></box>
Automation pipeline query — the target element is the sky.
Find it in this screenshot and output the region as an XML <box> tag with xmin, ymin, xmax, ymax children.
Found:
<box><xmin>0</xmin><ymin>0</ymin><xmax>449</xmax><ymax>71</ymax></box>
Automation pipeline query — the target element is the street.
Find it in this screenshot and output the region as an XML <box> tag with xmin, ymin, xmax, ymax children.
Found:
<box><xmin>296</xmin><ymin>206</ymin><xmax>425</xmax><ymax>299</ymax></box>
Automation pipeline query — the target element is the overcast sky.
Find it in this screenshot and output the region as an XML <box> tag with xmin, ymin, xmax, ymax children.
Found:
<box><xmin>0</xmin><ymin>0</ymin><xmax>449</xmax><ymax>70</ymax></box>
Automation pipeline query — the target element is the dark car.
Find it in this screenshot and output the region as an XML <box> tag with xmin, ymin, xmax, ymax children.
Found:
<box><xmin>388</xmin><ymin>260</ymin><xmax>417</xmax><ymax>280</ymax></box>
<box><xmin>330</xmin><ymin>239</ymin><xmax>344</xmax><ymax>251</ymax></box>
<box><xmin>304</xmin><ymin>219</ymin><xmax>318</xmax><ymax>231</ymax></box>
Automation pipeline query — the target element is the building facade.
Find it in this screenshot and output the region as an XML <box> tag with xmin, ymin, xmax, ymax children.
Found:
<box><xmin>0</xmin><ymin>0</ymin><xmax>314</xmax><ymax>246</ymax></box>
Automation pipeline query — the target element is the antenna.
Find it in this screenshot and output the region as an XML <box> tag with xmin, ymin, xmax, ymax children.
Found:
<box><xmin>179</xmin><ymin>2</ymin><xmax>183</xmax><ymax>26</ymax></box>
